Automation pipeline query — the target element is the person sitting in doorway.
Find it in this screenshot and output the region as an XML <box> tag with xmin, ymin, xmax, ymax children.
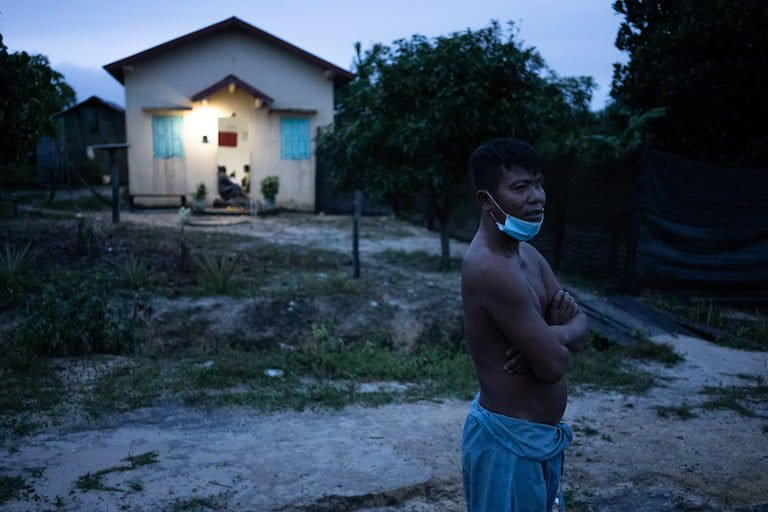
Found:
<box><xmin>217</xmin><ymin>166</ymin><xmax>247</xmax><ymax>202</ymax></box>
<box><xmin>241</xmin><ymin>165</ymin><xmax>251</xmax><ymax>194</ymax></box>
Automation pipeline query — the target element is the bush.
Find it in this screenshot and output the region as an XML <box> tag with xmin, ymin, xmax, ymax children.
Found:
<box><xmin>0</xmin><ymin>242</ymin><xmax>32</xmax><ymax>293</ymax></box>
<box><xmin>193</xmin><ymin>252</ymin><xmax>239</xmax><ymax>294</ymax></box>
<box><xmin>11</xmin><ymin>273</ymin><xmax>147</xmax><ymax>356</ymax></box>
<box><xmin>260</xmin><ymin>175</ymin><xmax>279</xmax><ymax>200</ymax></box>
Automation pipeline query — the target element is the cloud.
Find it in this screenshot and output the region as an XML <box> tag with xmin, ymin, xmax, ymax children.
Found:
<box><xmin>55</xmin><ymin>62</ymin><xmax>124</xmax><ymax>106</ymax></box>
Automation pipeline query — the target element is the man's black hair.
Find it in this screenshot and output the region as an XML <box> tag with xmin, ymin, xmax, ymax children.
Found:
<box><xmin>469</xmin><ymin>138</ymin><xmax>541</xmax><ymax>193</ymax></box>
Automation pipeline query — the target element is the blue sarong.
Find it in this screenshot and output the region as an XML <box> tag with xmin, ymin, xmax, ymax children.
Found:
<box><xmin>462</xmin><ymin>394</ymin><xmax>572</xmax><ymax>512</ymax></box>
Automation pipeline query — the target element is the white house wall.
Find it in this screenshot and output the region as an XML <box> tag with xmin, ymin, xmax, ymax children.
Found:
<box><xmin>123</xmin><ymin>27</ymin><xmax>336</xmax><ymax>209</ymax></box>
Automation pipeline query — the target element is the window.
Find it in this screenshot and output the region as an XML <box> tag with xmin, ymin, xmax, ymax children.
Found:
<box><xmin>152</xmin><ymin>115</ymin><xmax>184</xmax><ymax>159</ymax></box>
<box><xmin>280</xmin><ymin>117</ymin><xmax>310</xmax><ymax>159</ymax></box>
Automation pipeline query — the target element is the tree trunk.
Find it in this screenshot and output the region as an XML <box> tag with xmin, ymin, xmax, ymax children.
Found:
<box><xmin>439</xmin><ymin>214</ymin><xmax>451</xmax><ymax>272</ymax></box>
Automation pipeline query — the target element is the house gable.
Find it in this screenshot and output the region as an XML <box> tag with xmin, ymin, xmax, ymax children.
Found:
<box><xmin>103</xmin><ymin>17</ymin><xmax>354</xmax><ymax>86</ymax></box>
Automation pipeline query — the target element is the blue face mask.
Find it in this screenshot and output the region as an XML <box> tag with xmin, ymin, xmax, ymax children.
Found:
<box><xmin>486</xmin><ymin>193</ymin><xmax>543</xmax><ymax>242</ymax></box>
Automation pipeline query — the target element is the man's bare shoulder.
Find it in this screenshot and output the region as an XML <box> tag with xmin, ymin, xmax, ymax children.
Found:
<box><xmin>462</xmin><ymin>239</ymin><xmax>526</xmax><ymax>297</ymax></box>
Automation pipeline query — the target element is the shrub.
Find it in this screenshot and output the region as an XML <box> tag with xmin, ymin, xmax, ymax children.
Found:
<box><xmin>260</xmin><ymin>175</ymin><xmax>279</xmax><ymax>200</ymax></box>
<box><xmin>117</xmin><ymin>256</ymin><xmax>153</xmax><ymax>290</ymax></box>
<box><xmin>194</xmin><ymin>252</ymin><xmax>239</xmax><ymax>293</ymax></box>
<box><xmin>193</xmin><ymin>182</ymin><xmax>207</xmax><ymax>200</ymax></box>
<box><xmin>0</xmin><ymin>242</ymin><xmax>31</xmax><ymax>292</ymax></box>
<box><xmin>12</xmin><ymin>273</ymin><xmax>146</xmax><ymax>356</ymax></box>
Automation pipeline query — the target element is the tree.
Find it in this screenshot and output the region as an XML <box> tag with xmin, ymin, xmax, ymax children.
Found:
<box><xmin>0</xmin><ymin>34</ymin><xmax>75</xmax><ymax>167</ymax></box>
<box><xmin>611</xmin><ymin>0</ymin><xmax>768</xmax><ymax>167</ymax></box>
<box><xmin>319</xmin><ymin>22</ymin><xmax>594</xmax><ymax>270</ymax></box>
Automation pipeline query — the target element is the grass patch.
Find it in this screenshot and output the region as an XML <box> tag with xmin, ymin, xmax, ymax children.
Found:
<box><xmin>563</xmin><ymin>488</ymin><xmax>594</xmax><ymax>512</ymax></box>
<box><xmin>625</xmin><ymin>334</ymin><xmax>684</xmax><ymax>366</ymax></box>
<box><xmin>655</xmin><ymin>404</ymin><xmax>698</xmax><ymax>420</ymax></box>
<box><xmin>647</xmin><ymin>295</ymin><xmax>768</xmax><ymax>351</ymax></box>
<box><xmin>86</xmin><ymin>328</ymin><xmax>477</xmax><ymax>415</ymax></box>
<box><xmin>268</xmin><ymin>271</ymin><xmax>365</xmax><ymax>299</ymax></box>
<box><xmin>74</xmin><ymin>451</ymin><xmax>159</xmax><ymax>493</ymax></box>
<box><xmin>376</xmin><ymin>249</ymin><xmax>461</xmax><ymax>273</ymax></box>
<box><xmin>0</xmin><ymin>476</ymin><xmax>30</xmax><ymax>505</ymax></box>
<box><xmin>568</xmin><ymin>333</ymin><xmax>663</xmax><ymax>393</ymax></box>
<box><xmin>573</xmin><ymin>425</ymin><xmax>600</xmax><ymax>437</ymax></box>
<box><xmin>85</xmin><ymin>364</ymin><xmax>174</xmax><ymax>417</ymax></box>
<box><xmin>700</xmin><ymin>384</ymin><xmax>768</xmax><ymax>418</ymax></box>
<box><xmin>40</xmin><ymin>196</ymin><xmax>108</xmax><ymax>212</ymax></box>
<box><xmin>165</xmin><ymin>496</ymin><xmax>223</xmax><ymax>511</ymax></box>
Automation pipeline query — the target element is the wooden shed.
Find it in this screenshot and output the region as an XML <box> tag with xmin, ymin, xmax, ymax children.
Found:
<box><xmin>36</xmin><ymin>96</ymin><xmax>127</xmax><ymax>184</ymax></box>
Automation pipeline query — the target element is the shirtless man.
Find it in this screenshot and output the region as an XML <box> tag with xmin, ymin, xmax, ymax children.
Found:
<box><xmin>461</xmin><ymin>138</ymin><xmax>589</xmax><ymax>512</ymax></box>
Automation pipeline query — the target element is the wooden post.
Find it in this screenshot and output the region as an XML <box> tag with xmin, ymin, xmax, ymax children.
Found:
<box><xmin>87</xmin><ymin>143</ymin><xmax>128</xmax><ymax>224</ymax></box>
<box><xmin>108</xmin><ymin>148</ymin><xmax>120</xmax><ymax>223</ymax></box>
<box><xmin>352</xmin><ymin>189</ymin><xmax>362</xmax><ymax>278</ymax></box>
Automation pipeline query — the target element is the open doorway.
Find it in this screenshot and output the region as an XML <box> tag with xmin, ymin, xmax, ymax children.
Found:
<box><xmin>217</xmin><ymin>115</ymin><xmax>250</xmax><ymax>195</ymax></box>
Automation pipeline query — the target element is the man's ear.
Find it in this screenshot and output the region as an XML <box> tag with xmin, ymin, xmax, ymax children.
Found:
<box><xmin>476</xmin><ymin>190</ymin><xmax>493</xmax><ymax>211</ymax></box>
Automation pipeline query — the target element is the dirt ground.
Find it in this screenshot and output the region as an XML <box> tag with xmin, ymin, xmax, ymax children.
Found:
<box><xmin>2</xmin><ymin>210</ymin><xmax>768</xmax><ymax>511</ymax></box>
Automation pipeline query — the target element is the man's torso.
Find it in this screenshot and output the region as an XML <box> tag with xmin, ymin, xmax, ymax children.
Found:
<box><xmin>462</xmin><ymin>239</ymin><xmax>567</xmax><ymax>426</ymax></box>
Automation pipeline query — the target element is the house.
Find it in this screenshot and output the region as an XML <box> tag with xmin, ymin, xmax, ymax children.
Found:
<box><xmin>103</xmin><ymin>16</ymin><xmax>354</xmax><ymax>210</ymax></box>
<box><xmin>36</xmin><ymin>96</ymin><xmax>127</xmax><ymax>185</ymax></box>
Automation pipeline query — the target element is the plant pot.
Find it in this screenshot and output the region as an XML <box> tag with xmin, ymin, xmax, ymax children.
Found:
<box><xmin>192</xmin><ymin>197</ymin><xmax>206</xmax><ymax>213</ymax></box>
<box><xmin>264</xmin><ymin>197</ymin><xmax>276</xmax><ymax>211</ymax></box>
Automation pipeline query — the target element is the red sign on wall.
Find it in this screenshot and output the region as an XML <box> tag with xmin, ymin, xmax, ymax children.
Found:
<box><xmin>218</xmin><ymin>131</ymin><xmax>237</xmax><ymax>147</ymax></box>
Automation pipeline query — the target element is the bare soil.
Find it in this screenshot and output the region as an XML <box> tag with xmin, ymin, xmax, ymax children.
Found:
<box><xmin>1</xmin><ymin>211</ymin><xmax>767</xmax><ymax>511</ymax></box>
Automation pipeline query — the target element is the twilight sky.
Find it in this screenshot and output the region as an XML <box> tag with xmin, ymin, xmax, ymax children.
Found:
<box><xmin>0</xmin><ymin>0</ymin><xmax>626</xmax><ymax>110</ymax></box>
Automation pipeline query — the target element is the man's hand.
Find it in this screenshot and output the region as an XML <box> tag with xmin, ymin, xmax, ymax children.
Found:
<box><xmin>504</xmin><ymin>347</ymin><xmax>530</xmax><ymax>375</ymax></box>
<box><xmin>546</xmin><ymin>289</ymin><xmax>579</xmax><ymax>326</ymax></box>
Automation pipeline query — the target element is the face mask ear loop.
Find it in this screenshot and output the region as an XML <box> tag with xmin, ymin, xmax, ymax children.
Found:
<box><xmin>484</xmin><ymin>191</ymin><xmax>507</xmax><ymax>225</ymax></box>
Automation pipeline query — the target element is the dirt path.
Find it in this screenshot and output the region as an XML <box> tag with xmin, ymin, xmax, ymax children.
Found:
<box><xmin>3</xmin><ymin>212</ymin><xmax>768</xmax><ymax>511</ymax></box>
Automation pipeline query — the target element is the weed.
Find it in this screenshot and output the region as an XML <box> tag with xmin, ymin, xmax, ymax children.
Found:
<box><xmin>575</xmin><ymin>425</ymin><xmax>600</xmax><ymax>437</ymax></box>
<box><xmin>11</xmin><ymin>272</ymin><xmax>147</xmax><ymax>356</ymax></box>
<box><xmin>165</xmin><ymin>496</ymin><xmax>223</xmax><ymax>511</ymax></box>
<box><xmin>700</xmin><ymin>385</ymin><xmax>768</xmax><ymax>418</ymax></box>
<box><xmin>626</xmin><ymin>335</ymin><xmax>684</xmax><ymax>366</ymax></box>
<box><xmin>86</xmin><ymin>363</ymin><xmax>170</xmax><ymax>417</ymax></box>
<box><xmin>647</xmin><ymin>294</ymin><xmax>768</xmax><ymax>351</ymax></box>
<box><xmin>600</xmin><ymin>433</ymin><xmax>613</xmax><ymax>442</ymax></box>
<box><xmin>0</xmin><ymin>475</ymin><xmax>29</xmax><ymax>504</ymax></box>
<box><xmin>74</xmin><ymin>451</ymin><xmax>158</xmax><ymax>492</ymax></box>
<box><xmin>568</xmin><ymin>332</ymin><xmax>657</xmax><ymax>393</ymax></box>
<box><xmin>194</xmin><ymin>252</ymin><xmax>239</xmax><ymax>294</ymax></box>
<box><xmin>0</xmin><ymin>242</ymin><xmax>31</xmax><ymax>289</ymax></box>
<box><xmin>85</xmin><ymin>328</ymin><xmax>477</xmax><ymax>414</ymax></box>
<box><xmin>44</xmin><ymin>196</ymin><xmax>107</xmax><ymax>212</ymax></box>
<box><xmin>0</xmin><ymin>368</ymin><xmax>62</xmax><ymax>440</ymax></box>
<box><xmin>655</xmin><ymin>404</ymin><xmax>698</xmax><ymax>420</ymax></box>
<box><xmin>377</xmin><ymin>249</ymin><xmax>461</xmax><ymax>273</ymax></box>
<box><xmin>118</xmin><ymin>256</ymin><xmax>153</xmax><ymax>290</ymax></box>
<box><xmin>563</xmin><ymin>488</ymin><xmax>594</xmax><ymax>512</ymax></box>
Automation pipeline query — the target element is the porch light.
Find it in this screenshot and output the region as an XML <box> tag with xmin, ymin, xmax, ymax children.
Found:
<box><xmin>202</xmin><ymin>135</ymin><xmax>209</xmax><ymax>144</ymax></box>
<box><xmin>254</xmin><ymin>98</ymin><xmax>263</xmax><ymax>109</ymax></box>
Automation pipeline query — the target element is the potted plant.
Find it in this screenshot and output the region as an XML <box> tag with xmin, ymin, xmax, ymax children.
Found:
<box><xmin>260</xmin><ymin>175</ymin><xmax>279</xmax><ymax>211</ymax></box>
<box><xmin>192</xmin><ymin>182</ymin><xmax>207</xmax><ymax>213</ymax></box>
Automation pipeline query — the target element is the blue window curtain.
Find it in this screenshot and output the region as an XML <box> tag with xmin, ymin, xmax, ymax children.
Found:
<box><xmin>280</xmin><ymin>117</ymin><xmax>310</xmax><ymax>160</ymax></box>
<box><xmin>152</xmin><ymin>115</ymin><xmax>184</xmax><ymax>159</ymax></box>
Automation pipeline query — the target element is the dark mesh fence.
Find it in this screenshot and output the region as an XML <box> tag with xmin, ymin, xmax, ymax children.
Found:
<box><xmin>629</xmin><ymin>151</ymin><xmax>768</xmax><ymax>293</ymax></box>
<box><xmin>448</xmin><ymin>150</ymin><xmax>768</xmax><ymax>295</ymax></box>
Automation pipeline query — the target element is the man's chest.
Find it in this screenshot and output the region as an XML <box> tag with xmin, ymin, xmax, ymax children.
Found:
<box><xmin>519</xmin><ymin>258</ymin><xmax>548</xmax><ymax>316</ymax></box>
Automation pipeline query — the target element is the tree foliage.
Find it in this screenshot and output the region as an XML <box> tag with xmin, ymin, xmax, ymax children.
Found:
<box><xmin>611</xmin><ymin>0</ymin><xmax>768</xmax><ymax>167</ymax></box>
<box><xmin>0</xmin><ymin>34</ymin><xmax>75</xmax><ymax>166</ymax></box>
<box><xmin>319</xmin><ymin>22</ymin><xmax>594</xmax><ymax>269</ymax></box>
